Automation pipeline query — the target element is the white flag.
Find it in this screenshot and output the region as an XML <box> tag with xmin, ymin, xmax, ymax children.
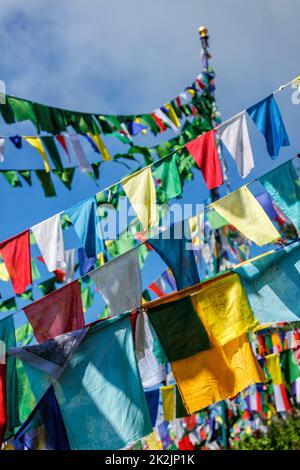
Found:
<box><xmin>219</xmin><ymin>111</ymin><xmax>254</xmax><ymax>178</ymax></box>
<box><xmin>68</xmin><ymin>133</ymin><xmax>93</xmax><ymax>174</ymax></box>
<box><xmin>0</xmin><ymin>138</ymin><xmax>5</xmax><ymax>162</ymax></box>
<box><xmin>32</xmin><ymin>214</ymin><xmax>66</xmax><ymax>272</ymax></box>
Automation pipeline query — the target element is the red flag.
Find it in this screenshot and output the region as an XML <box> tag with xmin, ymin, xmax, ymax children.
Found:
<box><xmin>24</xmin><ymin>280</ymin><xmax>84</xmax><ymax>343</ymax></box>
<box><xmin>178</xmin><ymin>435</ymin><xmax>195</xmax><ymax>450</ymax></box>
<box><xmin>55</xmin><ymin>135</ymin><xmax>71</xmax><ymax>162</ymax></box>
<box><xmin>0</xmin><ymin>230</ymin><xmax>32</xmax><ymax>295</ymax></box>
<box><xmin>0</xmin><ymin>364</ymin><xmax>6</xmax><ymax>447</ymax></box>
<box><xmin>151</xmin><ymin>113</ymin><xmax>166</xmax><ymax>132</ymax></box>
<box><xmin>185</xmin><ymin>130</ymin><xmax>223</xmax><ymax>190</ymax></box>
<box><xmin>149</xmin><ymin>282</ymin><xmax>165</xmax><ymax>298</ymax></box>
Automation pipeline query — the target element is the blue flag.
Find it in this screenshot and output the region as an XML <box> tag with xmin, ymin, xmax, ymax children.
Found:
<box><xmin>148</xmin><ymin>220</ymin><xmax>200</xmax><ymax>290</ymax></box>
<box><xmin>66</xmin><ymin>197</ymin><xmax>103</xmax><ymax>258</ymax></box>
<box><xmin>247</xmin><ymin>94</ymin><xmax>289</xmax><ymax>158</ymax></box>
<box><xmin>12</xmin><ymin>386</ymin><xmax>70</xmax><ymax>450</ymax></box>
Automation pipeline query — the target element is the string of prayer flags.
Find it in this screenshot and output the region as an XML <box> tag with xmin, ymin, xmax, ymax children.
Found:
<box><xmin>122</xmin><ymin>167</ymin><xmax>158</xmax><ymax>230</ymax></box>
<box><xmin>148</xmin><ymin>220</ymin><xmax>200</xmax><ymax>290</ymax></box>
<box><xmin>259</xmin><ymin>159</ymin><xmax>300</xmax><ymax>229</ymax></box>
<box><xmin>23</xmin><ymin>280</ymin><xmax>84</xmax><ymax>343</ymax></box>
<box><xmin>152</xmin><ymin>154</ymin><xmax>182</xmax><ymax>203</ymax></box>
<box><xmin>31</xmin><ymin>214</ymin><xmax>66</xmax><ymax>273</ymax></box>
<box><xmin>185</xmin><ymin>129</ymin><xmax>223</xmax><ymax>190</ymax></box>
<box><xmin>68</xmin><ymin>133</ymin><xmax>93</xmax><ymax>174</ymax></box>
<box><xmin>192</xmin><ymin>273</ymin><xmax>259</xmax><ymax>346</ymax></box>
<box><xmin>89</xmin><ymin>250</ymin><xmax>142</xmax><ymax>316</ymax></box>
<box><xmin>0</xmin><ymin>316</ymin><xmax>20</xmax><ymax>443</ymax></box>
<box><xmin>0</xmin><ymin>231</ymin><xmax>32</xmax><ymax>295</ymax></box>
<box><xmin>218</xmin><ymin>112</ymin><xmax>254</xmax><ymax>178</ymax></box>
<box><xmin>66</xmin><ymin>196</ymin><xmax>103</xmax><ymax>258</ymax></box>
<box><xmin>23</xmin><ymin>137</ymin><xmax>50</xmax><ymax>172</ymax></box>
<box><xmin>235</xmin><ymin>241</ymin><xmax>300</xmax><ymax>323</ymax></box>
<box><xmin>171</xmin><ymin>333</ymin><xmax>266</xmax><ymax>414</ymax></box>
<box><xmin>210</xmin><ymin>186</ymin><xmax>280</xmax><ymax>246</ymax></box>
<box><xmin>147</xmin><ymin>296</ymin><xmax>212</xmax><ymax>362</ymax></box>
<box><xmin>51</xmin><ymin>314</ymin><xmax>153</xmax><ymax>450</ymax></box>
<box><xmin>247</xmin><ymin>94</ymin><xmax>290</xmax><ymax>158</ymax></box>
<box><xmin>10</xmin><ymin>386</ymin><xmax>71</xmax><ymax>450</ymax></box>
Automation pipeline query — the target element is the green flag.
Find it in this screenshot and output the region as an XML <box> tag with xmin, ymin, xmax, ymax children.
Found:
<box><xmin>52</xmin><ymin>167</ymin><xmax>76</xmax><ymax>190</ymax></box>
<box><xmin>16</xmin><ymin>322</ymin><xmax>34</xmax><ymax>346</ymax></box>
<box><xmin>35</xmin><ymin>170</ymin><xmax>56</xmax><ymax>197</ymax></box>
<box><xmin>37</xmin><ymin>277</ymin><xmax>57</xmax><ymax>295</ymax></box>
<box><xmin>0</xmin><ymin>297</ymin><xmax>17</xmax><ymax>312</ymax></box>
<box><xmin>2</xmin><ymin>170</ymin><xmax>22</xmax><ymax>188</ymax></box>
<box><xmin>81</xmin><ymin>285</ymin><xmax>94</xmax><ymax>312</ymax></box>
<box><xmin>152</xmin><ymin>154</ymin><xmax>182</xmax><ymax>203</ymax></box>
<box><xmin>19</xmin><ymin>170</ymin><xmax>32</xmax><ymax>186</ymax></box>
<box><xmin>41</xmin><ymin>136</ymin><xmax>63</xmax><ymax>171</ymax></box>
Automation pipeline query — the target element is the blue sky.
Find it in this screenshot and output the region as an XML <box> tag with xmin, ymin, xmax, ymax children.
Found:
<box><xmin>0</xmin><ymin>0</ymin><xmax>299</xmax><ymax>323</ymax></box>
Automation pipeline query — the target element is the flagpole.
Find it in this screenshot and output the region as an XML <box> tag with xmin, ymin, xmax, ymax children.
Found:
<box><xmin>198</xmin><ymin>26</ymin><xmax>226</xmax><ymax>274</ymax></box>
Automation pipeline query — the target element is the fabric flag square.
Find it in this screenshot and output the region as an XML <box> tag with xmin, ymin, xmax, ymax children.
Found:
<box><xmin>122</xmin><ymin>167</ymin><xmax>158</xmax><ymax>230</ymax></box>
<box><xmin>211</xmin><ymin>186</ymin><xmax>280</xmax><ymax>246</ymax></box>
<box><xmin>11</xmin><ymin>386</ymin><xmax>70</xmax><ymax>450</ymax></box>
<box><xmin>147</xmin><ymin>296</ymin><xmax>211</xmax><ymax>362</ymax></box>
<box><xmin>66</xmin><ymin>196</ymin><xmax>103</xmax><ymax>258</ymax></box>
<box><xmin>23</xmin><ymin>280</ymin><xmax>84</xmax><ymax>343</ymax></box>
<box><xmin>9</xmin><ymin>328</ymin><xmax>87</xmax><ymax>380</ymax></box>
<box><xmin>152</xmin><ymin>154</ymin><xmax>182</xmax><ymax>202</ymax></box>
<box><xmin>0</xmin><ymin>316</ymin><xmax>20</xmax><ymax>443</ymax></box>
<box><xmin>0</xmin><ymin>230</ymin><xmax>32</xmax><ymax>294</ymax></box>
<box><xmin>255</xmin><ymin>192</ymin><xmax>277</xmax><ymax>220</ymax></box>
<box><xmin>53</xmin><ymin>314</ymin><xmax>152</xmax><ymax>450</ymax></box>
<box><xmin>185</xmin><ymin>130</ymin><xmax>223</xmax><ymax>190</ymax></box>
<box><xmin>89</xmin><ymin>250</ymin><xmax>142</xmax><ymax>316</ymax></box>
<box><xmin>235</xmin><ymin>241</ymin><xmax>300</xmax><ymax>323</ymax></box>
<box><xmin>192</xmin><ymin>273</ymin><xmax>259</xmax><ymax>346</ymax></box>
<box><xmin>161</xmin><ymin>385</ymin><xmax>175</xmax><ymax>421</ymax></box>
<box><xmin>24</xmin><ymin>137</ymin><xmax>50</xmax><ymax>172</ymax></box>
<box><xmin>259</xmin><ymin>160</ymin><xmax>300</xmax><ymax>229</ymax></box>
<box><xmin>265</xmin><ymin>353</ymin><xmax>283</xmax><ymax>385</ymax></box>
<box><xmin>218</xmin><ymin>112</ymin><xmax>254</xmax><ymax>178</ymax></box>
<box><xmin>87</xmin><ymin>133</ymin><xmax>111</xmax><ymax>161</ymax></box>
<box><xmin>281</xmin><ymin>349</ymin><xmax>300</xmax><ymax>384</ymax></box>
<box><xmin>145</xmin><ymin>389</ymin><xmax>159</xmax><ymax>427</ymax></box>
<box><xmin>134</xmin><ymin>310</ymin><xmax>166</xmax><ymax>388</ymax></box>
<box><xmin>247</xmin><ymin>94</ymin><xmax>290</xmax><ymax>158</ymax></box>
<box><xmin>171</xmin><ymin>333</ymin><xmax>266</xmax><ymax>414</ymax></box>
<box><xmin>68</xmin><ymin>133</ymin><xmax>93</xmax><ymax>174</ymax></box>
<box><xmin>148</xmin><ymin>220</ymin><xmax>200</xmax><ymax>290</ymax></box>
<box><xmin>78</xmin><ymin>247</ymin><xmax>96</xmax><ymax>276</ymax></box>
<box><xmin>31</xmin><ymin>214</ymin><xmax>66</xmax><ymax>273</ymax></box>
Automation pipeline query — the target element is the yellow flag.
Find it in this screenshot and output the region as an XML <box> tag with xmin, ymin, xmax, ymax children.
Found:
<box><xmin>145</xmin><ymin>431</ymin><xmax>162</xmax><ymax>450</ymax></box>
<box><xmin>211</xmin><ymin>186</ymin><xmax>280</xmax><ymax>246</ymax></box>
<box><xmin>24</xmin><ymin>137</ymin><xmax>50</xmax><ymax>173</ymax></box>
<box><xmin>87</xmin><ymin>133</ymin><xmax>111</xmax><ymax>161</ymax></box>
<box><xmin>265</xmin><ymin>353</ymin><xmax>283</xmax><ymax>385</ymax></box>
<box><xmin>171</xmin><ymin>334</ymin><xmax>266</xmax><ymax>414</ymax></box>
<box><xmin>161</xmin><ymin>385</ymin><xmax>175</xmax><ymax>421</ymax></box>
<box><xmin>192</xmin><ymin>273</ymin><xmax>259</xmax><ymax>346</ymax></box>
<box><xmin>122</xmin><ymin>167</ymin><xmax>158</xmax><ymax>230</ymax></box>
<box><xmin>0</xmin><ymin>262</ymin><xmax>10</xmax><ymax>281</ymax></box>
<box><xmin>165</xmin><ymin>103</ymin><xmax>181</xmax><ymax>128</ymax></box>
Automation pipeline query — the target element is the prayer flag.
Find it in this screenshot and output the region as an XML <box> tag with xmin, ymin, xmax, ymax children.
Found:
<box><xmin>24</xmin><ymin>137</ymin><xmax>50</xmax><ymax>172</ymax></box>
<box><xmin>31</xmin><ymin>214</ymin><xmax>66</xmax><ymax>272</ymax></box>
<box><xmin>211</xmin><ymin>186</ymin><xmax>280</xmax><ymax>246</ymax></box>
<box><xmin>247</xmin><ymin>95</ymin><xmax>289</xmax><ymax>158</ymax></box>
<box><xmin>0</xmin><ymin>231</ymin><xmax>32</xmax><ymax>295</ymax></box>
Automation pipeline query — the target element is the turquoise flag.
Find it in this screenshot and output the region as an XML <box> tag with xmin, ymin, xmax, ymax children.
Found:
<box><xmin>235</xmin><ymin>241</ymin><xmax>300</xmax><ymax>323</ymax></box>
<box><xmin>259</xmin><ymin>160</ymin><xmax>300</xmax><ymax>229</ymax></box>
